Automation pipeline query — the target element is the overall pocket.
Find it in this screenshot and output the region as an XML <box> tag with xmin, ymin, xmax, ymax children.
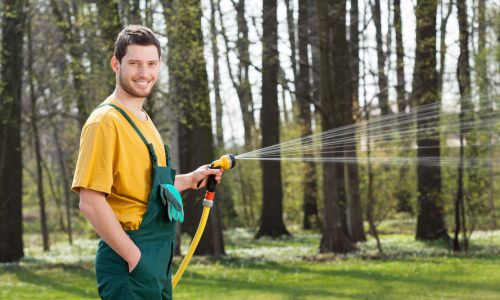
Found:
<box><xmin>95</xmin><ymin>241</ymin><xmax>128</xmax><ymax>300</ymax></box>
<box><xmin>127</xmin><ymin>240</ymin><xmax>173</xmax><ymax>299</ymax></box>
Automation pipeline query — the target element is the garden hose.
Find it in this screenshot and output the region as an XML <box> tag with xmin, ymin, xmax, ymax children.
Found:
<box><xmin>172</xmin><ymin>154</ymin><xmax>236</xmax><ymax>289</ymax></box>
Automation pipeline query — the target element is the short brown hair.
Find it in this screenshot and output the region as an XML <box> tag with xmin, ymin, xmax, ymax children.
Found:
<box><xmin>114</xmin><ymin>25</ymin><xmax>161</xmax><ymax>63</ymax></box>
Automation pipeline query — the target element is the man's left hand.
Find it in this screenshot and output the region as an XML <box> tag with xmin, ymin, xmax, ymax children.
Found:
<box><xmin>190</xmin><ymin>165</ymin><xmax>223</xmax><ymax>189</ymax></box>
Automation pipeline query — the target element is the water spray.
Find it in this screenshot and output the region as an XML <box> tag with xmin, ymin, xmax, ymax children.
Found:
<box><xmin>235</xmin><ymin>100</ymin><xmax>499</xmax><ymax>169</ymax></box>
<box><xmin>172</xmin><ymin>154</ymin><xmax>236</xmax><ymax>289</ymax></box>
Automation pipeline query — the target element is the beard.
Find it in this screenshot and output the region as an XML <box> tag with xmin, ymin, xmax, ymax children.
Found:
<box><xmin>119</xmin><ymin>72</ymin><xmax>153</xmax><ymax>98</ymax></box>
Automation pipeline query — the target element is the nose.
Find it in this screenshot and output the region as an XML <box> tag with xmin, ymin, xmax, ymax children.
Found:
<box><xmin>137</xmin><ymin>64</ymin><xmax>148</xmax><ymax>76</ymax></box>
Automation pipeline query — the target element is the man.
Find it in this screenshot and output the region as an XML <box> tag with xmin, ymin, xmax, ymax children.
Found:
<box><xmin>71</xmin><ymin>25</ymin><xmax>222</xmax><ymax>300</ymax></box>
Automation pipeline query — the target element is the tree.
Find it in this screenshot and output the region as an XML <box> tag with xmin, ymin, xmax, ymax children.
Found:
<box><xmin>345</xmin><ymin>0</ymin><xmax>366</xmax><ymax>242</ymax></box>
<box><xmin>393</xmin><ymin>0</ymin><xmax>413</xmax><ymax>214</ymax></box>
<box><xmin>317</xmin><ymin>0</ymin><xmax>356</xmax><ymax>253</ymax></box>
<box><xmin>412</xmin><ymin>0</ymin><xmax>449</xmax><ymax>241</ymax></box>
<box><xmin>297</xmin><ymin>0</ymin><xmax>320</xmax><ymax>230</ymax></box>
<box><xmin>210</xmin><ymin>0</ymin><xmax>224</xmax><ymax>149</ymax></box>
<box><xmin>161</xmin><ymin>0</ymin><xmax>224</xmax><ymax>256</ymax></box>
<box><xmin>454</xmin><ymin>0</ymin><xmax>475</xmax><ymax>251</ymax></box>
<box><xmin>219</xmin><ymin>0</ymin><xmax>256</xmax><ymax>150</ymax></box>
<box><xmin>28</xmin><ymin>10</ymin><xmax>50</xmax><ymax>252</ymax></box>
<box><xmin>256</xmin><ymin>0</ymin><xmax>290</xmax><ymax>239</ymax></box>
<box><xmin>371</xmin><ymin>0</ymin><xmax>390</xmax><ymax>115</ymax></box>
<box><xmin>0</xmin><ymin>0</ymin><xmax>26</xmax><ymax>262</ymax></box>
<box><xmin>50</xmin><ymin>0</ymin><xmax>90</xmax><ymax>127</ymax></box>
<box><xmin>475</xmin><ymin>0</ymin><xmax>496</xmax><ymax>230</ymax></box>
<box><xmin>95</xmin><ymin>0</ymin><xmax>122</xmax><ymax>95</ymax></box>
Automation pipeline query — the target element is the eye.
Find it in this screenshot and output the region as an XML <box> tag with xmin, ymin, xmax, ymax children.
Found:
<box><xmin>149</xmin><ymin>62</ymin><xmax>158</xmax><ymax>67</ymax></box>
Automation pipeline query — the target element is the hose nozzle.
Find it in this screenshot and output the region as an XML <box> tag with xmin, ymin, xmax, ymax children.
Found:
<box><xmin>210</xmin><ymin>154</ymin><xmax>236</xmax><ymax>170</ymax></box>
<box><xmin>197</xmin><ymin>154</ymin><xmax>236</xmax><ymax>190</ymax></box>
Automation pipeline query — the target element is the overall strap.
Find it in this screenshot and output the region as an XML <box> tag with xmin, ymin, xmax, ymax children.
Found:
<box><xmin>97</xmin><ymin>103</ymin><xmax>158</xmax><ymax>166</ymax></box>
<box><xmin>164</xmin><ymin>145</ymin><xmax>171</xmax><ymax>167</ymax></box>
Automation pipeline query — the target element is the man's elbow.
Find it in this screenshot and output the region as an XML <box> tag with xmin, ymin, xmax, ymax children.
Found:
<box><xmin>79</xmin><ymin>189</ymin><xmax>102</xmax><ymax>216</ymax></box>
<box><xmin>79</xmin><ymin>195</ymin><xmax>93</xmax><ymax>217</ymax></box>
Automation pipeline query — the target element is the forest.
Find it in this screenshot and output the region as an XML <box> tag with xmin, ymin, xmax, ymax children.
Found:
<box><xmin>0</xmin><ymin>0</ymin><xmax>498</xmax><ymax>299</ymax></box>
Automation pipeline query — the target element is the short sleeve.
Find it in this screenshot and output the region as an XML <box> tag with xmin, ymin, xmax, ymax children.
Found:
<box><xmin>71</xmin><ymin>121</ymin><xmax>117</xmax><ymax>194</ymax></box>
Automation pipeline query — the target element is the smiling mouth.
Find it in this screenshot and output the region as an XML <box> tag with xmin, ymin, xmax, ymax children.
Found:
<box><xmin>133</xmin><ymin>80</ymin><xmax>151</xmax><ymax>87</ymax></box>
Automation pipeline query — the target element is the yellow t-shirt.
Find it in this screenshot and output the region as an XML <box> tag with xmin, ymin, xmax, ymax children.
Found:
<box><xmin>71</xmin><ymin>97</ymin><xmax>167</xmax><ymax>230</ymax></box>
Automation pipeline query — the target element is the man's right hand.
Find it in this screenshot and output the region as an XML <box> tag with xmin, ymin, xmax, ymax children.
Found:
<box><xmin>127</xmin><ymin>247</ymin><xmax>142</xmax><ymax>273</ymax></box>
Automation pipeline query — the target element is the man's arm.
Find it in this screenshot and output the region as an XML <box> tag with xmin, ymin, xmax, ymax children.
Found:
<box><xmin>79</xmin><ymin>188</ymin><xmax>140</xmax><ymax>272</ymax></box>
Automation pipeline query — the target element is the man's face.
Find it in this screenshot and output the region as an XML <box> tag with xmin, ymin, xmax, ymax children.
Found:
<box><xmin>112</xmin><ymin>44</ymin><xmax>160</xmax><ymax>98</ymax></box>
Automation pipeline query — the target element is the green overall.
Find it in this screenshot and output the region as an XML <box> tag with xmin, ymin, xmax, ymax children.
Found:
<box><xmin>95</xmin><ymin>104</ymin><xmax>177</xmax><ymax>300</ymax></box>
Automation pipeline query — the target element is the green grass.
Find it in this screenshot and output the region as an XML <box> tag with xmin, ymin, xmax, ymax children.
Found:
<box><xmin>1</xmin><ymin>228</ymin><xmax>499</xmax><ymax>299</ymax></box>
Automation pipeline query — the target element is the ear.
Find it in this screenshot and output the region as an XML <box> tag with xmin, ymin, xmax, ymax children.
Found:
<box><xmin>110</xmin><ymin>56</ymin><xmax>120</xmax><ymax>72</ymax></box>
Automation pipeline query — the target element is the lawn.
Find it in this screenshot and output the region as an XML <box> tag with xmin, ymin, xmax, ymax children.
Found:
<box><xmin>1</xmin><ymin>228</ymin><xmax>499</xmax><ymax>299</ymax></box>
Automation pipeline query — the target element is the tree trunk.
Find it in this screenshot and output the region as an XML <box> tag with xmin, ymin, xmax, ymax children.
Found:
<box><xmin>345</xmin><ymin>0</ymin><xmax>366</xmax><ymax>242</ymax></box>
<box><xmin>365</xmin><ymin>103</ymin><xmax>383</xmax><ymax>254</ymax></box>
<box><xmin>51</xmin><ymin>124</ymin><xmax>73</xmax><ymax>245</ymax></box>
<box><xmin>162</xmin><ymin>0</ymin><xmax>225</xmax><ymax>256</ymax></box>
<box><xmin>50</xmin><ymin>0</ymin><xmax>88</xmax><ymax>127</ymax></box>
<box><xmin>454</xmin><ymin>0</ymin><xmax>473</xmax><ymax>251</ymax></box>
<box><xmin>285</xmin><ymin>0</ymin><xmax>298</xmax><ymax>87</ymax></box>
<box><xmin>412</xmin><ymin>0</ymin><xmax>449</xmax><ymax>241</ymax></box>
<box><xmin>317</xmin><ymin>0</ymin><xmax>355</xmax><ymax>253</ymax></box>
<box><xmin>437</xmin><ymin>0</ymin><xmax>453</xmax><ymax>97</ymax></box>
<box><xmin>393</xmin><ymin>0</ymin><xmax>413</xmax><ymax>213</ymax></box>
<box><xmin>371</xmin><ymin>0</ymin><xmax>390</xmax><ymax>115</ymax></box>
<box><xmin>476</xmin><ymin>0</ymin><xmax>496</xmax><ymax>229</ymax></box>
<box><xmin>308</xmin><ymin>0</ymin><xmax>321</xmax><ymax>110</ymax></box>
<box><xmin>297</xmin><ymin>0</ymin><xmax>320</xmax><ymax>230</ymax></box>
<box><xmin>28</xmin><ymin>16</ymin><xmax>50</xmax><ymax>252</ymax></box>
<box><xmin>222</xmin><ymin>0</ymin><xmax>256</xmax><ymax>149</ymax></box>
<box><xmin>210</xmin><ymin>0</ymin><xmax>224</xmax><ymax>148</ymax></box>
<box><xmin>394</xmin><ymin>0</ymin><xmax>406</xmax><ymax>113</ymax></box>
<box><xmin>256</xmin><ymin>0</ymin><xmax>290</xmax><ymax>239</ymax></box>
<box><xmin>0</xmin><ymin>0</ymin><xmax>25</xmax><ymax>262</ymax></box>
<box><xmin>42</xmin><ymin>159</ymin><xmax>66</xmax><ymax>232</ymax></box>
<box><xmin>95</xmin><ymin>0</ymin><xmax>122</xmax><ymax>95</ymax></box>
<box><xmin>210</xmin><ymin>0</ymin><xmax>238</xmax><ymax>232</ymax></box>
<box><xmin>128</xmin><ymin>0</ymin><xmax>143</xmax><ymax>25</ymax></box>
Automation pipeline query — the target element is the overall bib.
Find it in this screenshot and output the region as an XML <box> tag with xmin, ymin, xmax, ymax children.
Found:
<box><xmin>94</xmin><ymin>104</ymin><xmax>177</xmax><ymax>300</ymax></box>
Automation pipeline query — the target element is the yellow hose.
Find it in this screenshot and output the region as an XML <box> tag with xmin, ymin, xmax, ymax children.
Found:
<box><xmin>172</xmin><ymin>206</ymin><xmax>211</xmax><ymax>289</ymax></box>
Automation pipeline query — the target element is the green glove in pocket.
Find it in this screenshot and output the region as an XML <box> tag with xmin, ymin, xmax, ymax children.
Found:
<box><xmin>160</xmin><ymin>184</ymin><xmax>184</xmax><ymax>223</ymax></box>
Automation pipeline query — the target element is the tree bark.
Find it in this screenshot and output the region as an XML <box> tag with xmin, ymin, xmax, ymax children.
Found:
<box><xmin>95</xmin><ymin>0</ymin><xmax>122</xmax><ymax>95</ymax></box>
<box><xmin>394</xmin><ymin>0</ymin><xmax>406</xmax><ymax>114</ymax></box>
<box><xmin>371</xmin><ymin>0</ymin><xmax>390</xmax><ymax>115</ymax></box>
<box><xmin>0</xmin><ymin>0</ymin><xmax>25</xmax><ymax>262</ymax></box>
<box><xmin>297</xmin><ymin>0</ymin><xmax>320</xmax><ymax>230</ymax></box>
<box><xmin>28</xmin><ymin>15</ymin><xmax>50</xmax><ymax>252</ymax></box>
<box><xmin>317</xmin><ymin>0</ymin><xmax>356</xmax><ymax>253</ymax></box>
<box><xmin>394</xmin><ymin>0</ymin><xmax>412</xmax><ymax>213</ymax></box>
<box><xmin>345</xmin><ymin>0</ymin><xmax>366</xmax><ymax>242</ymax></box>
<box><xmin>285</xmin><ymin>0</ymin><xmax>298</xmax><ymax>86</ymax></box>
<box><xmin>162</xmin><ymin>0</ymin><xmax>225</xmax><ymax>255</ymax></box>
<box><xmin>210</xmin><ymin>0</ymin><xmax>224</xmax><ymax>148</ymax></box>
<box><xmin>128</xmin><ymin>0</ymin><xmax>143</xmax><ymax>25</ymax></box>
<box><xmin>50</xmin><ymin>0</ymin><xmax>88</xmax><ymax>127</ymax></box>
<box><xmin>437</xmin><ymin>0</ymin><xmax>453</xmax><ymax>97</ymax></box>
<box><xmin>256</xmin><ymin>0</ymin><xmax>290</xmax><ymax>239</ymax></box>
<box><xmin>221</xmin><ymin>0</ymin><xmax>256</xmax><ymax>149</ymax></box>
<box><xmin>476</xmin><ymin>0</ymin><xmax>496</xmax><ymax>230</ymax></box>
<box><xmin>51</xmin><ymin>124</ymin><xmax>73</xmax><ymax>245</ymax></box>
<box><xmin>308</xmin><ymin>0</ymin><xmax>321</xmax><ymax>111</ymax></box>
<box><xmin>412</xmin><ymin>0</ymin><xmax>449</xmax><ymax>241</ymax></box>
<box><xmin>454</xmin><ymin>0</ymin><xmax>473</xmax><ymax>252</ymax></box>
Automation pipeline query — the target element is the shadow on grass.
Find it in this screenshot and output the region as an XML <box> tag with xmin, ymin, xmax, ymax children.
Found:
<box><xmin>190</xmin><ymin>256</ymin><xmax>500</xmax><ymax>297</ymax></box>
<box><xmin>181</xmin><ymin>270</ymin><xmax>366</xmax><ymax>299</ymax></box>
<box><xmin>3</xmin><ymin>262</ymin><xmax>96</xmax><ymax>298</ymax></box>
